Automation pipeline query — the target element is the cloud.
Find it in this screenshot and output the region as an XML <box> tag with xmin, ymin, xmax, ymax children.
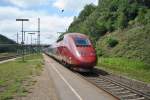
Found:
<box><xmin>0</xmin><ymin>6</ymin><xmax>73</xmax><ymax>44</ymax></box>
<box><xmin>53</xmin><ymin>0</ymin><xmax>98</xmax><ymax>11</ymax></box>
<box><xmin>6</xmin><ymin>0</ymin><xmax>49</xmax><ymax>8</ymax></box>
<box><xmin>0</xmin><ymin>0</ymin><xmax>98</xmax><ymax>44</ymax></box>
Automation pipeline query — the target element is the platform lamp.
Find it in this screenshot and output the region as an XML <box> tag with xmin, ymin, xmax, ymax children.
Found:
<box><xmin>16</xmin><ymin>19</ymin><xmax>29</xmax><ymax>61</ymax></box>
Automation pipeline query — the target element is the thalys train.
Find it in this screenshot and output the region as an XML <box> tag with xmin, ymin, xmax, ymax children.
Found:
<box><xmin>45</xmin><ymin>33</ymin><xmax>97</xmax><ymax>72</ymax></box>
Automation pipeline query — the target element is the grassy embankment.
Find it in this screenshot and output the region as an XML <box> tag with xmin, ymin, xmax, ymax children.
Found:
<box><xmin>97</xmin><ymin>24</ymin><xmax>150</xmax><ymax>83</ymax></box>
<box><xmin>98</xmin><ymin>57</ymin><xmax>150</xmax><ymax>83</ymax></box>
<box><xmin>67</xmin><ymin>0</ymin><xmax>150</xmax><ymax>83</ymax></box>
<box><xmin>0</xmin><ymin>54</ymin><xmax>43</xmax><ymax>100</ymax></box>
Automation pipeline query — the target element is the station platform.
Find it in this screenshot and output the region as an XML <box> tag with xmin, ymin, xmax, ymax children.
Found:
<box><xmin>43</xmin><ymin>54</ymin><xmax>117</xmax><ymax>100</ymax></box>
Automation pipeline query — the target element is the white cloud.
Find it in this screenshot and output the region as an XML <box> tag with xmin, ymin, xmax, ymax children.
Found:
<box><xmin>53</xmin><ymin>0</ymin><xmax>65</xmax><ymax>10</ymax></box>
<box><xmin>53</xmin><ymin>0</ymin><xmax>98</xmax><ymax>11</ymax></box>
<box><xmin>0</xmin><ymin>6</ymin><xmax>48</xmax><ymax>20</ymax></box>
<box><xmin>0</xmin><ymin>0</ymin><xmax>98</xmax><ymax>44</ymax></box>
<box><xmin>6</xmin><ymin>0</ymin><xmax>49</xmax><ymax>8</ymax></box>
<box><xmin>0</xmin><ymin>6</ymin><xmax>73</xmax><ymax>44</ymax></box>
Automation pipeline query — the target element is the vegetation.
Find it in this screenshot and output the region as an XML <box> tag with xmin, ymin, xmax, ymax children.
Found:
<box><xmin>0</xmin><ymin>54</ymin><xmax>43</xmax><ymax>100</ymax></box>
<box><xmin>0</xmin><ymin>34</ymin><xmax>16</xmax><ymax>44</ymax></box>
<box><xmin>107</xmin><ymin>37</ymin><xmax>118</xmax><ymax>47</ymax></box>
<box><xmin>97</xmin><ymin>24</ymin><xmax>150</xmax><ymax>64</ymax></box>
<box><xmin>67</xmin><ymin>0</ymin><xmax>150</xmax><ymax>82</ymax></box>
<box><xmin>98</xmin><ymin>57</ymin><xmax>150</xmax><ymax>83</ymax></box>
<box><xmin>0</xmin><ymin>34</ymin><xmax>17</xmax><ymax>53</ymax></box>
<box><xmin>68</xmin><ymin>0</ymin><xmax>150</xmax><ymax>41</ymax></box>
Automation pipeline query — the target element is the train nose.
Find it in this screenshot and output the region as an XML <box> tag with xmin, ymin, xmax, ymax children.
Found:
<box><xmin>79</xmin><ymin>51</ymin><xmax>96</xmax><ymax>57</ymax></box>
<box><xmin>77</xmin><ymin>51</ymin><xmax>97</xmax><ymax>66</ymax></box>
<box><xmin>82</xmin><ymin>56</ymin><xmax>97</xmax><ymax>63</ymax></box>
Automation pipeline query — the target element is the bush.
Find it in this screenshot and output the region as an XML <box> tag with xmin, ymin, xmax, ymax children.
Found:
<box><xmin>107</xmin><ymin>37</ymin><xmax>119</xmax><ymax>47</ymax></box>
<box><xmin>96</xmin><ymin>48</ymin><xmax>103</xmax><ymax>56</ymax></box>
<box><xmin>117</xmin><ymin>12</ymin><xmax>128</xmax><ymax>29</ymax></box>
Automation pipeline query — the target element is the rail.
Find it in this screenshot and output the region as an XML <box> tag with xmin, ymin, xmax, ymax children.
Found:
<box><xmin>45</xmin><ymin>54</ymin><xmax>150</xmax><ymax>100</ymax></box>
<box><xmin>0</xmin><ymin>55</ymin><xmax>19</xmax><ymax>61</ymax></box>
<box><xmin>77</xmin><ymin>69</ymin><xmax>150</xmax><ymax>100</ymax></box>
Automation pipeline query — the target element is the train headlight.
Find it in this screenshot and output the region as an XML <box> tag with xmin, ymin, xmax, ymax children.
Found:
<box><xmin>69</xmin><ymin>57</ymin><xmax>72</xmax><ymax>60</ymax></box>
<box><xmin>90</xmin><ymin>51</ymin><xmax>96</xmax><ymax>56</ymax></box>
<box><xmin>76</xmin><ymin>51</ymin><xmax>81</xmax><ymax>57</ymax></box>
<box><xmin>79</xmin><ymin>51</ymin><xmax>86</xmax><ymax>56</ymax></box>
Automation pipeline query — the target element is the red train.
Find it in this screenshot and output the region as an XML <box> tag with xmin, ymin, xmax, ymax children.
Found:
<box><xmin>45</xmin><ymin>33</ymin><xmax>97</xmax><ymax>72</ymax></box>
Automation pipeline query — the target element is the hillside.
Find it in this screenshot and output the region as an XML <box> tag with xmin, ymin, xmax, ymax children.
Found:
<box><xmin>67</xmin><ymin>0</ymin><xmax>150</xmax><ymax>82</ymax></box>
<box><xmin>0</xmin><ymin>34</ymin><xmax>16</xmax><ymax>53</ymax></box>
<box><xmin>0</xmin><ymin>34</ymin><xmax>16</xmax><ymax>44</ymax></box>
<box><xmin>97</xmin><ymin>24</ymin><xmax>150</xmax><ymax>63</ymax></box>
<box><xmin>67</xmin><ymin>0</ymin><xmax>150</xmax><ymax>64</ymax></box>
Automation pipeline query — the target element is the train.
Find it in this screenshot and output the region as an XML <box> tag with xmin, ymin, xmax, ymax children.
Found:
<box><xmin>45</xmin><ymin>33</ymin><xmax>97</xmax><ymax>72</ymax></box>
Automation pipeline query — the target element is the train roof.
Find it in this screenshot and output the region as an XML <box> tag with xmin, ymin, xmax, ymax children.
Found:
<box><xmin>56</xmin><ymin>33</ymin><xmax>88</xmax><ymax>42</ymax></box>
<box><xmin>65</xmin><ymin>33</ymin><xmax>87</xmax><ymax>37</ymax></box>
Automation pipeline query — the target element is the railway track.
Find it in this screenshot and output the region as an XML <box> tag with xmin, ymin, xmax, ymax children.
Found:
<box><xmin>77</xmin><ymin>69</ymin><xmax>150</xmax><ymax>100</ymax></box>
<box><xmin>0</xmin><ymin>53</ymin><xmax>23</xmax><ymax>62</ymax></box>
<box><xmin>0</xmin><ymin>55</ymin><xmax>18</xmax><ymax>61</ymax></box>
<box><xmin>45</xmin><ymin>54</ymin><xmax>150</xmax><ymax>100</ymax></box>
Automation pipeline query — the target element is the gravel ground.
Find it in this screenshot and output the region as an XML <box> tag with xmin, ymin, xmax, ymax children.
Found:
<box><xmin>17</xmin><ymin>61</ymin><xmax>58</xmax><ymax>100</ymax></box>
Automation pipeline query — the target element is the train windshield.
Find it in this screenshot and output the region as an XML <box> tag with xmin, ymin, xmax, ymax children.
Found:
<box><xmin>74</xmin><ymin>37</ymin><xmax>90</xmax><ymax>46</ymax></box>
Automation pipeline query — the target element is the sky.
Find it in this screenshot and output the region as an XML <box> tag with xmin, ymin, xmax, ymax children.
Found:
<box><xmin>0</xmin><ymin>0</ymin><xmax>98</xmax><ymax>44</ymax></box>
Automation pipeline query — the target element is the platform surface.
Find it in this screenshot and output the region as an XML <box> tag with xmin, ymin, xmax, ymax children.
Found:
<box><xmin>44</xmin><ymin>54</ymin><xmax>117</xmax><ymax>100</ymax></box>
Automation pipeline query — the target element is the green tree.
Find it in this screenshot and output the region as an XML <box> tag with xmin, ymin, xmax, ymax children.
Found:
<box><xmin>78</xmin><ymin>4</ymin><xmax>96</xmax><ymax>21</ymax></box>
<box><xmin>117</xmin><ymin>12</ymin><xmax>128</xmax><ymax>29</ymax></box>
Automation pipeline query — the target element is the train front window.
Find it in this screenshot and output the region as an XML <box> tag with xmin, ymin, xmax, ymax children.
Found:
<box><xmin>74</xmin><ymin>38</ymin><xmax>90</xmax><ymax>46</ymax></box>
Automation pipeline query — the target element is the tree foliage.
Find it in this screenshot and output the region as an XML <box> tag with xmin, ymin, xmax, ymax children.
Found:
<box><xmin>78</xmin><ymin>4</ymin><xmax>96</xmax><ymax>21</ymax></box>
<box><xmin>0</xmin><ymin>34</ymin><xmax>16</xmax><ymax>44</ymax></box>
<box><xmin>0</xmin><ymin>34</ymin><xmax>17</xmax><ymax>53</ymax></box>
<box><xmin>107</xmin><ymin>37</ymin><xmax>119</xmax><ymax>47</ymax></box>
<box><xmin>67</xmin><ymin>0</ymin><xmax>150</xmax><ymax>44</ymax></box>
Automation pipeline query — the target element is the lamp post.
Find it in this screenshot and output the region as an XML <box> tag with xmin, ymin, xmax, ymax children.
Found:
<box><xmin>37</xmin><ymin>18</ymin><xmax>40</xmax><ymax>53</ymax></box>
<box><xmin>16</xmin><ymin>32</ymin><xmax>19</xmax><ymax>55</ymax></box>
<box><xmin>16</xmin><ymin>19</ymin><xmax>29</xmax><ymax>61</ymax></box>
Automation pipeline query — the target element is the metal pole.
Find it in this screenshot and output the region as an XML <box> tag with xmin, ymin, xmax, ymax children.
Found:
<box><xmin>27</xmin><ymin>36</ymin><xmax>28</xmax><ymax>54</ymax></box>
<box><xmin>24</xmin><ymin>31</ymin><xmax>25</xmax><ymax>41</ymax></box>
<box><xmin>28</xmin><ymin>33</ymin><xmax>35</xmax><ymax>53</ymax></box>
<box><xmin>31</xmin><ymin>34</ymin><xmax>32</xmax><ymax>45</ymax></box>
<box><xmin>38</xmin><ymin>18</ymin><xmax>40</xmax><ymax>53</ymax></box>
<box><xmin>21</xmin><ymin>21</ymin><xmax>25</xmax><ymax>61</ymax></box>
<box><xmin>34</xmin><ymin>39</ymin><xmax>37</xmax><ymax>53</ymax></box>
<box><xmin>16</xmin><ymin>19</ymin><xmax>29</xmax><ymax>61</ymax></box>
<box><xmin>17</xmin><ymin>32</ymin><xmax>19</xmax><ymax>55</ymax></box>
<box><xmin>24</xmin><ymin>31</ymin><xmax>26</xmax><ymax>55</ymax></box>
<box><xmin>35</xmin><ymin>39</ymin><xmax>37</xmax><ymax>45</ymax></box>
<box><xmin>31</xmin><ymin>34</ymin><xmax>33</xmax><ymax>53</ymax></box>
<box><xmin>27</xmin><ymin>36</ymin><xmax>28</xmax><ymax>45</ymax></box>
<box><xmin>17</xmin><ymin>32</ymin><xmax>18</xmax><ymax>44</ymax></box>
